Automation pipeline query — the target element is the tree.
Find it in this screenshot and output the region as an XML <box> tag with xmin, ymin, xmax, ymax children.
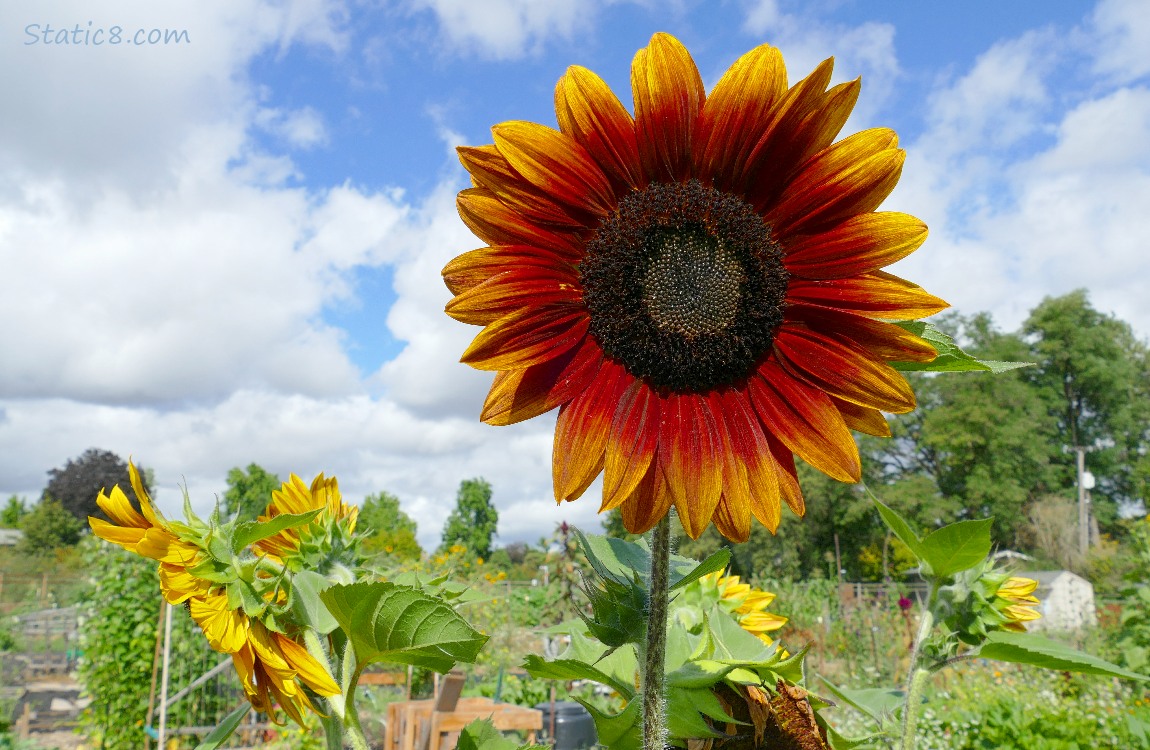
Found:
<box><xmin>359</xmin><ymin>491</ymin><xmax>423</xmax><ymax>561</ymax></box>
<box><xmin>1</xmin><ymin>495</ymin><xmax>27</xmax><ymax>528</ymax></box>
<box><xmin>1023</xmin><ymin>290</ymin><xmax>1150</xmax><ymax>530</ymax></box>
<box><xmin>440</xmin><ymin>478</ymin><xmax>499</xmax><ymax>559</ymax></box>
<box><xmin>18</xmin><ymin>498</ymin><xmax>83</xmax><ymax>554</ymax></box>
<box><xmin>223</xmin><ymin>464</ymin><xmax>282</xmax><ymax>521</ymax></box>
<box><xmin>43</xmin><ymin>448</ymin><xmax>149</xmax><ymax>522</ymax></box>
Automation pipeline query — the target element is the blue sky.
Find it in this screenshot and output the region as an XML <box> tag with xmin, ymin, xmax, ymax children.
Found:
<box><xmin>2</xmin><ymin>0</ymin><xmax>1148</xmax><ymax>549</ymax></box>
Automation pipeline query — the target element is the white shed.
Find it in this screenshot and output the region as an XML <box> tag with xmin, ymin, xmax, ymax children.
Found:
<box><xmin>1017</xmin><ymin>570</ymin><xmax>1097</xmax><ymax>632</ymax></box>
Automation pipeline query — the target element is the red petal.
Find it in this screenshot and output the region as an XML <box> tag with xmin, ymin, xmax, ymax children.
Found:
<box><xmin>602</xmin><ymin>380</ymin><xmax>662</xmax><ymax>512</ymax></box>
<box><xmin>632</xmin><ymin>33</ymin><xmax>704</xmax><ymax>183</ymax></box>
<box><xmin>767</xmin><ymin>128</ymin><xmax>904</xmax><ymax>237</ymax></box>
<box><xmin>749</xmin><ymin>360</ymin><xmax>861</xmax><ymax>483</ymax></box>
<box><xmin>445</xmin><ymin>268</ymin><xmax>581</xmax><ymax>325</ymax></box>
<box><xmin>493</xmin><ymin>121</ymin><xmax>616</xmax><ymax>219</ymax></box>
<box><xmin>481</xmin><ymin>337</ymin><xmax>604</xmax><ymax>426</ymax></box>
<box><xmin>553</xmin><ymin>360</ymin><xmax>630</xmax><ymax>501</ymax></box>
<box><xmin>707</xmin><ymin>393</ymin><xmax>752</xmax><ymax>542</ymax></box>
<box><xmin>720</xmin><ymin>389</ymin><xmax>781</xmax><ymax>532</ymax></box>
<box><xmin>764</xmin><ymin>431</ymin><xmax>806</xmax><ymax>518</ymax></box>
<box><xmin>555</xmin><ymin>66</ymin><xmax>642</xmax><ymax>193</ymax></box>
<box><xmin>456</xmin><ymin>188</ymin><xmax>585</xmax><ymax>259</ymax></box>
<box><xmin>458</xmin><ymin>144</ymin><xmax>588</xmax><ymax>227</ymax></box>
<box><xmin>831</xmin><ymin>396</ymin><xmax>891</xmax><ymax>437</ymax></box>
<box><xmin>786</xmin><ymin>302</ymin><xmax>937</xmax><ymax>362</ymax></box>
<box><xmin>442</xmin><ymin>244</ymin><xmax>576</xmax><ymax>296</ymax></box>
<box><xmin>786</xmin><ymin>271</ymin><xmax>949</xmax><ymax>320</ymax></box>
<box><xmin>695</xmin><ymin>44</ymin><xmax>787</xmax><ymax>190</ymax></box>
<box><xmin>783</xmin><ymin>212</ymin><xmax>929</xmax><ymax>280</ymax></box>
<box><xmin>658</xmin><ymin>392</ymin><xmax>722</xmax><ymax>540</ymax></box>
<box><xmin>620</xmin><ymin>462</ymin><xmax>674</xmax><ymax>535</ymax></box>
<box><xmin>774</xmin><ymin>325</ymin><xmax>917</xmax><ymax>414</ymax></box>
<box><xmin>461</xmin><ymin>305</ymin><xmax>589</xmax><ymax>371</ymax></box>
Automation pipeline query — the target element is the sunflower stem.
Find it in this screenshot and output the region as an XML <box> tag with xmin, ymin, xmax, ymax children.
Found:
<box><xmin>642</xmin><ymin>513</ymin><xmax>672</xmax><ymax>750</ymax></box>
<box><xmin>899</xmin><ymin>582</ymin><xmax>939</xmax><ymax>750</ymax></box>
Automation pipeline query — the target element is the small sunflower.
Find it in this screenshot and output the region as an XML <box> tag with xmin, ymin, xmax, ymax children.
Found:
<box><xmin>993</xmin><ymin>576</ymin><xmax>1042</xmax><ymax>632</ymax></box>
<box><xmin>445</xmin><ymin>33</ymin><xmax>944</xmax><ymax>541</ymax></box>
<box><xmin>254</xmin><ymin>473</ymin><xmax>360</xmax><ymax>568</ymax></box>
<box><xmin>89</xmin><ymin>462</ymin><xmax>202</xmax><ymax>568</ymax></box>
<box><xmin>700</xmin><ymin>571</ymin><xmax>787</xmax><ymax>645</ymax></box>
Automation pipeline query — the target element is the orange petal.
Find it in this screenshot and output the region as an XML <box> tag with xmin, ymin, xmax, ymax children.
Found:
<box><xmin>695</xmin><ymin>43</ymin><xmax>787</xmax><ymax>190</ymax></box>
<box><xmin>555</xmin><ymin>65</ymin><xmax>642</xmax><ymax>192</ymax></box>
<box><xmin>659</xmin><ymin>393</ymin><xmax>722</xmax><ymax>540</ymax></box>
<box><xmin>774</xmin><ymin>325</ymin><xmax>917</xmax><ymax>413</ymax></box>
<box><xmin>741</xmin><ymin>58</ymin><xmax>836</xmax><ymax>204</ymax></box>
<box><xmin>553</xmin><ymin>361</ymin><xmax>629</xmax><ymax>501</ymax></box>
<box><xmin>602</xmin><ymin>379</ymin><xmax>662</xmax><ymax>512</ymax></box>
<box><xmin>461</xmin><ymin>305</ymin><xmax>589</xmax><ymax>371</ymax></box>
<box><xmin>442</xmin><ymin>245</ymin><xmax>577</xmax><ymax>296</ymax></box>
<box><xmin>720</xmin><ymin>389</ymin><xmax>782</xmax><ymax>532</ymax></box>
<box><xmin>620</xmin><ymin>461</ymin><xmax>674</xmax><ymax>535</ymax></box>
<box><xmin>786</xmin><ymin>302</ymin><xmax>938</xmax><ymax>362</ymax></box>
<box><xmin>493</xmin><ymin>121</ymin><xmax>616</xmax><ymax>219</ymax></box>
<box><xmin>458</xmin><ymin>144</ymin><xmax>587</xmax><ymax>227</ymax></box>
<box><xmin>456</xmin><ymin>188</ymin><xmax>585</xmax><ymax>258</ymax></box>
<box><xmin>786</xmin><ymin>271</ymin><xmax>949</xmax><ymax>320</ymax></box>
<box><xmin>764</xmin><ymin>431</ymin><xmax>806</xmax><ymax>518</ymax></box>
<box><xmin>768</xmin><ymin>128</ymin><xmax>904</xmax><ymax>237</ymax></box>
<box><xmin>784</xmin><ymin>212</ymin><xmax>928</xmax><ymax>279</ymax></box>
<box><xmin>831</xmin><ymin>395</ymin><xmax>891</xmax><ymax>437</ymax></box>
<box><xmin>708</xmin><ymin>393</ymin><xmax>752</xmax><ymax>543</ymax></box>
<box><xmin>445</xmin><ymin>268</ymin><xmax>581</xmax><ymax>325</ymax></box>
<box><xmin>632</xmin><ymin>33</ymin><xmax>704</xmax><ymax>183</ymax></box>
<box><xmin>749</xmin><ymin>360</ymin><xmax>861</xmax><ymax>483</ymax></box>
<box><xmin>481</xmin><ymin>337</ymin><xmax>603</xmax><ymax>426</ymax></box>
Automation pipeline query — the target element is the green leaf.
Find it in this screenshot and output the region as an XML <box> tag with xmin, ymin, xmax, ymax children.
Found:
<box><xmin>890</xmin><ymin>321</ymin><xmax>1033</xmax><ymax>373</ymax></box>
<box><xmin>576</xmin><ymin>697</ymin><xmax>640</xmax><ymax>750</ymax></box>
<box><xmin>668</xmin><ymin>659</ymin><xmax>736</xmax><ymax>688</ymax></box>
<box><xmin>669</xmin><ymin>548</ymin><xmax>732</xmax><ymax>592</ymax></box>
<box><xmin>819</xmin><ymin>677</ymin><xmax>903</xmax><ymax>725</ymax></box>
<box><xmin>457</xmin><ymin>717</ymin><xmax>547</xmax><ymax>750</ymax></box>
<box><xmin>231</xmin><ymin>509</ymin><xmax>322</xmax><ymax>553</ymax></box>
<box><xmin>667</xmin><ymin>687</ymin><xmax>727</xmax><ymax>739</ymax></box>
<box><xmin>918</xmin><ymin>518</ymin><xmax>993</xmax><ymax>578</ymax></box>
<box><xmin>868</xmin><ymin>493</ymin><xmax>925</xmax><ymax>562</ymax></box>
<box><xmin>575</xmin><ymin>529</ymin><xmax>727</xmax><ymax>591</ymax></box>
<box><xmin>979</xmin><ymin>631</ymin><xmax>1149</xmax><ymax>681</ymax></box>
<box><xmin>522</xmin><ymin>655</ymin><xmax>635</xmax><ymax>699</ymax></box>
<box><xmin>193</xmin><ymin>703</ymin><xmax>250</xmax><ymax>750</ymax></box>
<box><xmin>290</xmin><ymin>570</ymin><xmax>339</xmax><ymax>634</ymax></box>
<box><xmin>320</xmin><ymin>582</ymin><xmax>487</xmax><ymax>673</ymax></box>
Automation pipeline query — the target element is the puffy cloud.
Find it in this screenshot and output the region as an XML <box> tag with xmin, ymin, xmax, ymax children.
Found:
<box><xmin>409</xmin><ymin>0</ymin><xmax>592</xmax><ymax>60</ymax></box>
<box><xmin>1090</xmin><ymin>0</ymin><xmax>1150</xmax><ymax>84</ymax></box>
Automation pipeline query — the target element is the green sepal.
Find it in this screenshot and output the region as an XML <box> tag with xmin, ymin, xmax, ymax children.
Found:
<box><xmin>192</xmin><ymin>702</ymin><xmax>250</xmax><ymax>750</ymax></box>
<box><xmin>669</xmin><ymin>547</ymin><xmax>732</xmax><ymax>592</ymax></box>
<box><xmin>890</xmin><ymin>321</ymin><xmax>1033</xmax><ymax>373</ymax></box>
<box><xmin>978</xmin><ymin>631</ymin><xmax>1149</xmax><ymax>681</ymax></box>
<box><xmin>231</xmin><ymin>509</ymin><xmax>322</xmax><ymax>554</ymax></box>
<box><xmin>579</xmin><ymin>575</ymin><xmax>648</xmax><ymax>648</ymax></box>
<box><xmin>320</xmin><ymin>581</ymin><xmax>487</xmax><ymax>673</ymax></box>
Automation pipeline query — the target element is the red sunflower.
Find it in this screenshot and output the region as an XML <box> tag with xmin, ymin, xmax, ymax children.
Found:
<box><xmin>443</xmin><ymin>33</ymin><xmax>946</xmax><ymax>542</ymax></box>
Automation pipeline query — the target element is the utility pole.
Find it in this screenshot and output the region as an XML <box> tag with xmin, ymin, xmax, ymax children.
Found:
<box><xmin>1073</xmin><ymin>446</ymin><xmax>1096</xmax><ymax>561</ymax></box>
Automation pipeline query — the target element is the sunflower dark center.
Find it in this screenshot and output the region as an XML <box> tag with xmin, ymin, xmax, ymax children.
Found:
<box><xmin>581</xmin><ymin>179</ymin><xmax>788</xmax><ymax>393</ymax></box>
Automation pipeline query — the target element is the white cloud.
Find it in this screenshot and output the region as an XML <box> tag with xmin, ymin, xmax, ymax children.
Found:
<box><xmin>410</xmin><ymin>0</ymin><xmax>591</xmax><ymax>60</ymax></box>
<box><xmin>1090</xmin><ymin>0</ymin><xmax>1150</xmax><ymax>84</ymax></box>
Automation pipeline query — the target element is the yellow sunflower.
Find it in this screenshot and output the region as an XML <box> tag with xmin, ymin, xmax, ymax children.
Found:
<box><xmin>993</xmin><ymin>576</ymin><xmax>1042</xmax><ymax>632</ymax></box>
<box><xmin>89</xmin><ymin>462</ymin><xmax>202</xmax><ymax>568</ymax></box>
<box><xmin>701</xmin><ymin>571</ymin><xmax>787</xmax><ymax>644</ymax></box>
<box><xmin>190</xmin><ymin>588</ymin><xmax>341</xmax><ymax>724</ymax></box>
<box><xmin>444</xmin><ymin>33</ymin><xmax>944</xmax><ymax>542</ymax></box>
<box><xmin>253</xmin><ymin>472</ymin><xmax>359</xmax><ymax>562</ymax></box>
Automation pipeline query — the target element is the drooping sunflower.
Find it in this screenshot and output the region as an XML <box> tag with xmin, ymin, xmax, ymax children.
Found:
<box><xmin>992</xmin><ymin>576</ymin><xmax>1042</xmax><ymax>632</ymax></box>
<box><xmin>445</xmin><ymin>33</ymin><xmax>945</xmax><ymax>541</ymax></box>
<box><xmin>89</xmin><ymin>462</ymin><xmax>203</xmax><ymax>572</ymax></box>
<box><xmin>702</xmin><ymin>571</ymin><xmax>788</xmax><ymax>645</ymax></box>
